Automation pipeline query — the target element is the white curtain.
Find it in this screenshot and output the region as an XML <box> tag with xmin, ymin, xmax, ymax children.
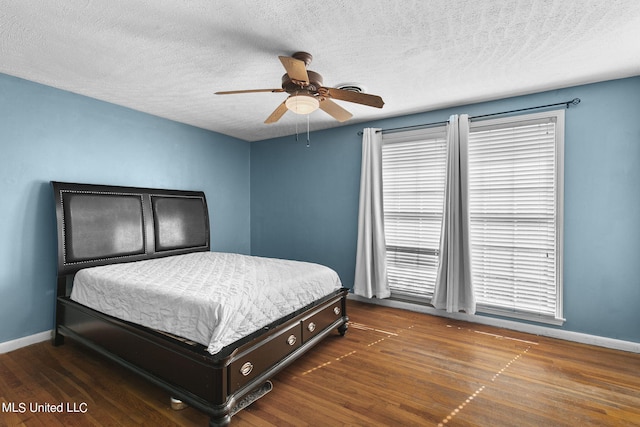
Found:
<box><xmin>432</xmin><ymin>115</ymin><xmax>476</xmax><ymax>313</ymax></box>
<box><xmin>354</xmin><ymin>128</ymin><xmax>390</xmax><ymax>299</ymax></box>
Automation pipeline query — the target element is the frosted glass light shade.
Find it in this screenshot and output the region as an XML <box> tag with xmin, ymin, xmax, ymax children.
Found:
<box><xmin>285</xmin><ymin>94</ymin><xmax>319</xmax><ymax>114</ymax></box>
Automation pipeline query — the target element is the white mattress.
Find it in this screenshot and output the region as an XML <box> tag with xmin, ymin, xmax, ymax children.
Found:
<box><xmin>70</xmin><ymin>252</ymin><xmax>342</xmax><ymax>355</ymax></box>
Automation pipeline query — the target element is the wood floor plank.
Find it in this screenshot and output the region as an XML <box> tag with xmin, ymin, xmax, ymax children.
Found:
<box><xmin>1</xmin><ymin>300</ymin><xmax>638</xmax><ymax>426</ymax></box>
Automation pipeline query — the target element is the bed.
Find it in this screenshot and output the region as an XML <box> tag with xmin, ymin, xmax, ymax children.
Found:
<box><xmin>51</xmin><ymin>181</ymin><xmax>349</xmax><ymax>426</ymax></box>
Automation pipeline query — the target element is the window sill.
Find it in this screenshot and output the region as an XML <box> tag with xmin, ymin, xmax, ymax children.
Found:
<box><xmin>476</xmin><ymin>304</ymin><xmax>565</xmax><ymax>326</ymax></box>
<box><xmin>387</xmin><ymin>293</ymin><xmax>566</xmax><ymax>326</ymax></box>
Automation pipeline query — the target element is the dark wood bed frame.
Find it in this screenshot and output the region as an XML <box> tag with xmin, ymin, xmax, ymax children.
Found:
<box><xmin>51</xmin><ymin>181</ymin><xmax>349</xmax><ymax>426</ymax></box>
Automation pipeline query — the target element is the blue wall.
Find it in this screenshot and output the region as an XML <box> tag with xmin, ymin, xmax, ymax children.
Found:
<box><xmin>0</xmin><ymin>73</ymin><xmax>251</xmax><ymax>344</ymax></box>
<box><xmin>251</xmin><ymin>76</ymin><xmax>640</xmax><ymax>343</ymax></box>
<box><xmin>2</xmin><ymin>71</ymin><xmax>638</xmax><ymax>347</ymax></box>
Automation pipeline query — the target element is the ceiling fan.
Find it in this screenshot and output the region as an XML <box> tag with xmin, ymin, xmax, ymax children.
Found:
<box><xmin>215</xmin><ymin>52</ymin><xmax>384</xmax><ymax>124</ymax></box>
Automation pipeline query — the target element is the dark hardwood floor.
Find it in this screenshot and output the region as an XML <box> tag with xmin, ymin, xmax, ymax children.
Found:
<box><xmin>1</xmin><ymin>301</ymin><xmax>639</xmax><ymax>426</ymax></box>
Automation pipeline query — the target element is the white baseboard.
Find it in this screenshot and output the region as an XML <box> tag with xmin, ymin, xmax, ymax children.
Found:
<box><xmin>0</xmin><ymin>330</ymin><xmax>52</xmax><ymax>354</ymax></box>
<box><xmin>348</xmin><ymin>294</ymin><xmax>640</xmax><ymax>354</ymax></box>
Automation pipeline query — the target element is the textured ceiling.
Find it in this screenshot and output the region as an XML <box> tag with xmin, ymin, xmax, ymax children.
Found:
<box><xmin>2</xmin><ymin>1</ymin><xmax>640</xmax><ymax>142</ymax></box>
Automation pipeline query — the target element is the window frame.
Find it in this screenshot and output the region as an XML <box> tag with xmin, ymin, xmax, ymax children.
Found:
<box><xmin>379</xmin><ymin>110</ymin><xmax>565</xmax><ymax>325</ymax></box>
<box><xmin>381</xmin><ymin>126</ymin><xmax>448</xmax><ymax>302</ymax></box>
<box><xmin>468</xmin><ymin>109</ymin><xmax>565</xmax><ymax>325</ymax></box>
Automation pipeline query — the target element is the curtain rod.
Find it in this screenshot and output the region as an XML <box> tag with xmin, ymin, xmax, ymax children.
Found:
<box><xmin>357</xmin><ymin>98</ymin><xmax>580</xmax><ymax>136</ymax></box>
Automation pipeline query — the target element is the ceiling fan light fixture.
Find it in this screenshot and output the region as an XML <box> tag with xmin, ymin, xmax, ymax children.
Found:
<box><xmin>285</xmin><ymin>94</ymin><xmax>319</xmax><ymax>115</ymax></box>
<box><xmin>216</xmin><ymin>52</ymin><xmax>385</xmax><ymax>124</ymax></box>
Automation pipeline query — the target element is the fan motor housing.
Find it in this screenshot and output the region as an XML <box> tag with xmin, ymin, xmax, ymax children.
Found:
<box><xmin>282</xmin><ymin>70</ymin><xmax>323</xmax><ymax>94</ymax></box>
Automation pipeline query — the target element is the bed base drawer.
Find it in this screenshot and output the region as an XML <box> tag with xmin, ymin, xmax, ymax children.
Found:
<box><xmin>302</xmin><ymin>298</ymin><xmax>345</xmax><ymax>343</ymax></box>
<box><xmin>227</xmin><ymin>293</ymin><xmax>347</xmax><ymax>395</ymax></box>
<box><xmin>229</xmin><ymin>322</ymin><xmax>301</xmax><ymax>392</ymax></box>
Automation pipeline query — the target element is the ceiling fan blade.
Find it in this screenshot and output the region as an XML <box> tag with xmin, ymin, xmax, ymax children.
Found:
<box><xmin>279</xmin><ymin>56</ymin><xmax>309</xmax><ymax>85</ymax></box>
<box><xmin>319</xmin><ymin>98</ymin><xmax>353</xmax><ymax>122</ymax></box>
<box><xmin>264</xmin><ymin>101</ymin><xmax>289</xmax><ymax>124</ymax></box>
<box><xmin>323</xmin><ymin>87</ymin><xmax>384</xmax><ymax>108</ymax></box>
<box><xmin>215</xmin><ymin>88</ymin><xmax>284</xmax><ymax>95</ymax></box>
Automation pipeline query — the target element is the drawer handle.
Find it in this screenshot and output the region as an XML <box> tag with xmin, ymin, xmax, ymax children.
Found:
<box><xmin>333</xmin><ymin>306</ymin><xmax>341</xmax><ymax>316</ymax></box>
<box><xmin>287</xmin><ymin>334</ymin><xmax>297</xmax><ymax>346</ymax></box>
<box><xmin>307</xmin><ymin>322</ymin><xmax>316</xmax><ymax>332</ymax></box>
<box><xmin>240</xmin><ymin>361</ymin><xmax>253</xmax><ymax>377</ymax></box>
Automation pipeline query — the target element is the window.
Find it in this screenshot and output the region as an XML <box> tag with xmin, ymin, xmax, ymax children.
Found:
<box><xmin>382</xmin><ymin>127</ymin><xmax>447</xmax><ymax>300</ymax></box>
<box><xmin>468</xmin><ymin>110</ymin><xmax>564</xmax><ymax>323</ymax></box>
<box><xmin>380</xmin><ymin>110</ymin><xmax>564</xmax><ymax>324</ymax></box>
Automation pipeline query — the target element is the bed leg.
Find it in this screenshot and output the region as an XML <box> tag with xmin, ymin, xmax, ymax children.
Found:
<box><xmin>338</xmin><ymin>321</ymin><xmax>348</xmax><ymax>336</ymax></box>
<box><xmin>170</xmin><ymin>397</ymin><xmax>188</xmax><ymax>410</ymax></box>
<box><xmin>52</xmin><ymin>330</ymin><xmax>65</xmax><ymax>346</ymax></box>
<box><xmin>209</xmin><ymin>414</ymin><xmax>231</xmax><ymax>427</ymax></box>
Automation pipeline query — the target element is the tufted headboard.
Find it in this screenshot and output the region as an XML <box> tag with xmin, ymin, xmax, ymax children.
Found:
<box><xmin>52</xmin><ymin>181</ymin><xmax>210</xmax><ymax>276</ymax></box>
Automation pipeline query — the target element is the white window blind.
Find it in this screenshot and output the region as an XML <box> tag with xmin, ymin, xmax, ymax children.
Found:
<box><xmin>468</xmin><ymin>110</ymin><xmax>564</xmax><ymax>323</ymax></box>
<box><xmin>382</xmin><ymin>127</ymin><xmax>447</xmax><ymax>299</ymax></box>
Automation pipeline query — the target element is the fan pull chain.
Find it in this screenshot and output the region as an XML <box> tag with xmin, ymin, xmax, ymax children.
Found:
<box><xmin>306</xmin><ymin>114</ymin><xmax>311</xmax><ymax>147</ymax></box>
<box><xmin>295</xmin><ymin>115</ymin><xmax>299</xmax><ymax>142</ymax></box>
